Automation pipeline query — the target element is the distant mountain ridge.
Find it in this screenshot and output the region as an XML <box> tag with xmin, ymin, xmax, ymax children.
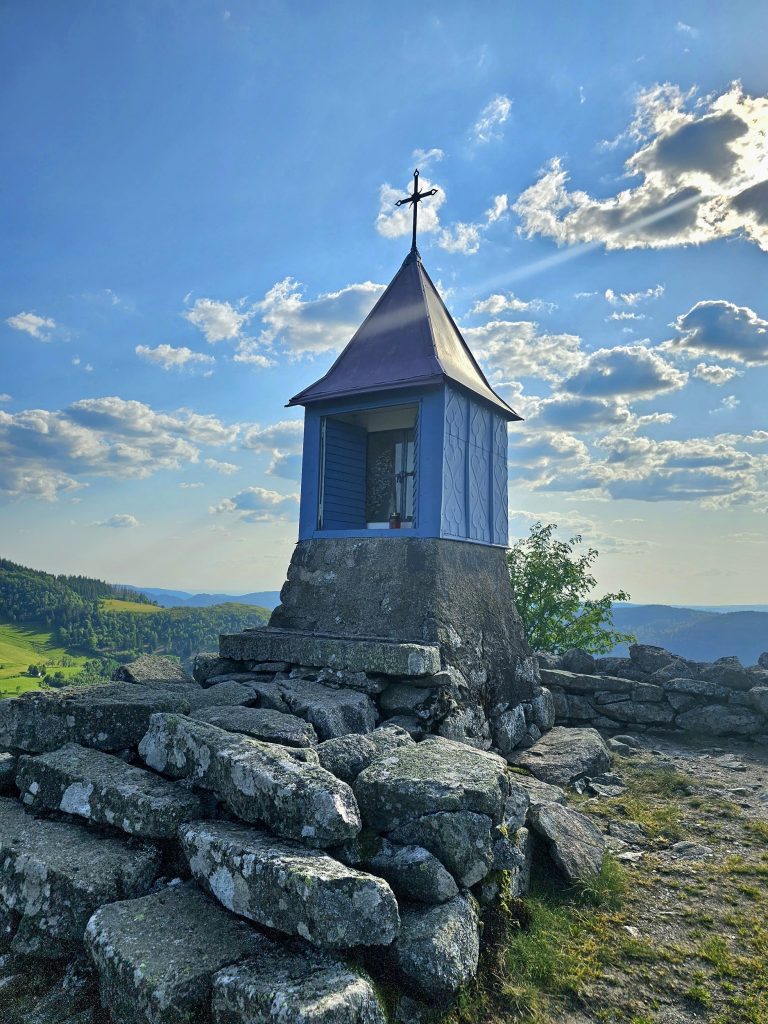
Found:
<box><xmin>610</xmin><ymin>604</ymin><xmax>768</xmax><ymax>665</ymax></box>
<box><xmin>127</xmin><ymin>586</ymin><xmax>281</xmax><ymax>610</ymax></box>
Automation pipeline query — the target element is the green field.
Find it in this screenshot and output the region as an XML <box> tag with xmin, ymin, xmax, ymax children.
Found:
<box><xmin>0</xmin><ymin>621</ymin><xmax>88</xmax><ymax>698</ymax></box>
<box><xmin>99</xmin><ymin>598</ymin><xmax>163</xmax><ymax>614</ymax></box>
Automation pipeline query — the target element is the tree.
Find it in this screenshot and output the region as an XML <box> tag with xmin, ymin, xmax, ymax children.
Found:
<box><xmin>507</xmin><ymin>521</ymin><xmax>636</xmax><ymax>654</ymax></box>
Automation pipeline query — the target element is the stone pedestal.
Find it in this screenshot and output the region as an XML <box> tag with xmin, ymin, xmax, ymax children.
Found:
<box><xmin>256</xmin><ymin>537</ymin><xmax>539</xmax><ymax>745</ymax></box>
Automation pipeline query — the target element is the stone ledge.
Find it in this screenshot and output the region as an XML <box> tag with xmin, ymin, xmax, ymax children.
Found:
<box><xmin>219</xmin><ymin>628</ymin><xmax>441</xmax><ymax>678</ymax></box>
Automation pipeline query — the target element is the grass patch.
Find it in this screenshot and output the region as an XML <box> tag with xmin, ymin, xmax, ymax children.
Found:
<box><xmin>0</xmin><ymin>620</ymin><xmax>88</xmax><ymax>698</ymax></box>
<box><xmin>99</xmin><ymin>598</ymin><xmax>163</xmax><ymax>614</ymax></box>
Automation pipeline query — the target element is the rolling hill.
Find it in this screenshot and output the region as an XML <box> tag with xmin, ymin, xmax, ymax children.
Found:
<box><xmin>609</xmin><ymin>604</ymin><xmax>768</xmax><ymax>664</ymax></box>
<box><xmin>127</xmin><ymin>586</ymin><xmax>281</xmax><ymax>609</ymax></box>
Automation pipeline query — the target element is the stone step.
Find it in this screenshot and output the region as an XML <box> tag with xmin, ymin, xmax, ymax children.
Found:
<box><xmin>0</xmin><ymin>680</ymin><xmax>257</xmax><ymax>755</ymax></box>
<box><xmin>0</xmin><ymin>797</ymin><xmax>160</xmax><ymax>957</ymax></box>
<box><xmin>213</xmin><ymin>948</ymin><xmax>387</xmax><ymax>1024</ymax></box>
<box><xmin>219</xmin><ymin>628</ymin><xmax>441</xmax><ymax>678</ymax></box>
<box><xmin>180</xmin><ymin>820</ymin><xmax>399</xmax><ymax>948</ymax></box>
<box><xmin>85</xmin><ymin>882</ymin><xmax>267</xmax><ymax>1024</ymax></box>
<box><xmin>191</xmin><ymin>705</ymin><xmax>318</xmax><ymax>748</ymax></box>
<box><xmin>15</xmin><ymin>743</ymin><xmax>205</xmax><ymax>838</ymax></box>
<box><xmin>139</xmin><ymin>713</ymin><xmax>361</xmax><ymax>847</ymax></box>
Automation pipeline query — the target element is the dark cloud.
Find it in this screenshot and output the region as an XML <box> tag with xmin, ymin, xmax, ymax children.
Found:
<box><xmin>670</xmin><ymin>300</ymin><xmax>768</xmax><ymax>365</ymax></box>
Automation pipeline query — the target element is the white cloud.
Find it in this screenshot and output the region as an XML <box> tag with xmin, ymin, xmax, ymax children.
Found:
<box><xmin>560</xmin><ymin>345</ymin><xmax>688</xmax><ymax>399</ymax></box>
<box><xmin>469</xmin><ymin>292</ymin><xmax>555</xmax><ymax>316</ymax></box>
<box><xmin>254</xmin><ymin>277</ymin><xmax>385</xmax><ymax>356</ymax></box>
<box><xmin>710</xmin><ymin>394</ymin><xmax>740</xmax><ymax>414</ymax></box>
<box><xmin>485</xmin><ymin>194</ymin><xmax>509</xmax><ymax>223</ymax></box>
<box><xmin>0</xmin><ymin>396</ymin><xmax>243</xmax><ymax>501</ymax></box>
<box><xmin>210</xmin><ymin>485</ymin><xmax>298</xmax><ymax>523</ymax></box>
<box><xmin>136</xmin><ymin>344</ymin><xmax>215</xmax><ymax>372</ymax></box>
<box><xmin>437</xmin><ymin>222</ymin><xmax>482</xmax><ymax>255</ymax></box>
<box><xmin>464</xmin><ymin>320</ymin><xmax>584</xmax><ymax>384</ymax></box>
<box><xmin>515</xmin><ymin>83</ymin><xmax>768</xmax><ymax>251</ymax></box>
<box><xmin>668</xmin><ymin>300</ymin><xmax>768</xmax><ymax>365</ymax></box>
<box><xmin>0</xmin><ymin>394</ymin><xmax>11</xmax><ymax>403</ymax></box>
<box><xmin>204</xmin><ymin>458</ymin><xmax>240</xmax><ymax>474</ymax></box>
<box><xmin>179</xmin><ymin>481</ymin><xmax>205</xmax><ymax>489</ymax></box>
<box><xmin>242</xmin><ymin>420</ymin><xmax>303</xmax><ymax>453</ymax></box>
<box><xmin>676</xmin><ymin>21</ymin><xmax>699</xmax><ymax>37</ymax></box>
<box><xmin>605</xmin><ymin>284</ymin><xmax>664</xmax><ymax>305</ymax></box>
<box><xmin>95</xmin><ymin>513</ymin><xmax>139</xmax><ymax>528</ymax></box>
<box><xmin>412</xmin><ymin>148</ymin><xmax>444</xmax><ymax>169</ymax></box>
<box><xmin>608</xmin><ymin>312</ymin><xmax>645</xmax><ymax>321</ymax></box>
<box><xmin>5</xmin><ymin>312</ymin><xmax>56</xmax><ymax>340</ymax></box>
<box><xmin>471</xmin><ymin>95</ymin><xmax>512</xmax><ymax>143</ymax></box>
<box><xmin>375</xmin><ymin>176</ymin><xmax>445</xmax><ymax>240</ymax></box>
<box><xmin>692</xmin><ymin>362</ymin><xmax>742</xmax><ymax>385</ymax></box>
<box><xmin>184</xmin><ymin>298</ymin><xmax>252</xmax><ymax>343</ymax></box>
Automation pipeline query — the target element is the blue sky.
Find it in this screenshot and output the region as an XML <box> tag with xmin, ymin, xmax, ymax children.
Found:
<box><xmin>1</xmin><ymin>1</ymin><xmax>766</xmax><ymax>602</ymax></box>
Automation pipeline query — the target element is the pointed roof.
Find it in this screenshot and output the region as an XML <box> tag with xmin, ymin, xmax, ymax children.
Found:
<box><xmin>288</xmin><ymin>250</ymin><xmax>521</xmax><ymax>420</ymax></box>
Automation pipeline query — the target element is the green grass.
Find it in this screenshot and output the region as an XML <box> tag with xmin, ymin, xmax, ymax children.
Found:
<box><xmin>99</xmin><ymin>598</ymin><xmax>163</xmax><ymax>614</ymax></box>
<box><xmin>0</xmin><ymin>620</ymin><xmax>88</xmax><ymax>698</ymax></box>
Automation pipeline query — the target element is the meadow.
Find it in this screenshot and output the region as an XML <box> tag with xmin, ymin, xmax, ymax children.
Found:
<box><xmin>0</xmin><ymin>621</ymin><xmax>88</xmax><ymax>698</ymax></box>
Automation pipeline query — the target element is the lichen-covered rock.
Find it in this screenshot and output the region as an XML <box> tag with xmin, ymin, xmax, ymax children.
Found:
<box><xmin>85</xmin><ymin>883</ymin><xmax>265</xmax><ymax>1024</ymax></box>
<box><xmin>599</xmin><ymin>700</ymin><xmax>675</xmax><ymax>726</ymax></box>
<box><xmin>492</xmin><ymin>704</ymin><xmax>526</xmax><ymax>756</ymax></box>
<box><xmin>0</xmin><ymin>684</ymin><xmax>203</xmax><ymax>753</ymax></box>
<box><xmin>0</xmin><ymin>903</ymin><xmax>18</xmax><ymax>952</ymax></box>
<box><xmin>113</xmin><ymin>654</ymin><xmax>192</xmax><ymax>685</ymax></box>
<box><xmin>316</xmin><ymin>735</ymin><xmax>380</xmax><ymax>784</ymax></box>
<box><xmin>15</xmin><ymin>744</ymin><xmax>204</xmax><ymax>838</ymax></box>
<box><xmin>180</xmin><ymin>821</ymin><xmax>399</xmax><ymax>948</ymax></box>
<box><xmin>435</xmin><ymin>704</ymin><xmax>492</xmax><ymax>749</ymax></box>
<box><xmin>212</xmin><ymin>947</ymin><xmax>387</xmax><ymax>1024</ymax></box>
<box><xmin>346</xmin><ymin>836</ymin><xmax>458</xmax><ymax>905</ymax></box>
<box><xmin>0</xmin><ymin>798</ymin><xmax>160</xmax><ymax>957</ymax></box>
<box><xmin>139</xmin><ymin>714</ymin><xmax>361</xmax><ymax>847</ymax></box>
<box><xmin>394</xmin><ymin>893</ymin><xmax>480</xmax><ymax>1001</ymax></box>
<box><xmin>675</xmin><ymin>704</ymin><xmax>763</xmax><ymax>736</ymax></box>
<box><xmin>21</xmin><ymin>956</ymin><xmax>96</xmax><ymax>1024</ymax></box>
<box><xmin>0</xmin><ymin>752</ymin><xmax>17</xmax><ymax>792</ymax></box>
<box><xmin>701</xmin><ymin>657</ymin><xmax>754</xmax><ymax>691</ymax></box>
<box><xmin>528</xmin><ymin>801</ymin><xmax>605</xmax><ymax>883</ymax></box>
<box><xmin>379</xmin><ymin>684</ymin><xmax>442</xmax><ymax>719</ymax></box>
<box><xmin>354</xmin><ymin>736</ymin><xmax>510</xmax><ymax>832</ymax></box>
<box><xmin>628</xmin><ymin>644</ymin><xmax>676</xmax><ymax>675</ymax></box>
<box><xmin>529</xmin><ymin>688</ymin><xmax>555</xmax><ymax>730</ymax></box>
<box><xmin>193</xmin><ymin>653</ymin><xmax>243</xmax><ymax>685</ymax></box>
<box><xmin>509</xmin><ymin>727</ymin><xmax>611</xmax><ymax>787</ymax></box>
<box><xmin>665</xmin><ymin>677</ymin><xmax>728</xmax><ymax>698</ymax></box>
<box><xmin>247</xmin><ymin>676</ymin><xmax>378</xmax><ymax>740</ymax></box>
<box><xmin>389</xmin><ymin>811</ymin><xmax>494</xmax><ymax>888</ymax></box>
<box><xmin>191</xmin><ymin>706</ymin><xmax>318</xmax><ymax>748</ymax></box>
<box><xmin>749</xmin><ymin>687</ymin><xmax>768</xmax><ymax>717</ymax></box>
<box><xmin>561</xmin><ymin>649</ymin><xmax>595</xmax><ymax>674</ymax></box>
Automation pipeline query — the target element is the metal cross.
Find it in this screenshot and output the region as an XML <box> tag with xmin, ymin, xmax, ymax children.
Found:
<box><xmin>395</xmin><ymin>169</ymin><xmax>438</xmax><ymax>254</ymax></box>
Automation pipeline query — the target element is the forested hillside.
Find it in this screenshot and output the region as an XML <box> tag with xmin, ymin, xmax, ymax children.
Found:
<box><xmin>0</xmin><ymin>558</ymin><xmax>269</xmax><ymax>683</ymax></box>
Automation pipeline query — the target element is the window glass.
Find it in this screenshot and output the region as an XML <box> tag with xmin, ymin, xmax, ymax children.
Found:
<box><xmin>365</xmin><ymin>428</ymin><xmax>415</xmax><ymax>522</ymax></box>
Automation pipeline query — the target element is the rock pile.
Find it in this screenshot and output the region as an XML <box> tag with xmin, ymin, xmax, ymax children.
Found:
<box><xmin>538</xmin><ymin>644</ymin><xmax>768</xmax><ymax>739</ymax></box>
<box><xmin>0</xmin><ymin>653</ymin><xmax>607</xmax><ymax>1023</ymax></box>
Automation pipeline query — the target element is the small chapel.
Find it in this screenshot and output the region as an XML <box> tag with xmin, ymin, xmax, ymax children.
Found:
<box><xmin>221</xmin><ymin>172</ymin><xmax>540</xmax><ymax>747</ymax></box>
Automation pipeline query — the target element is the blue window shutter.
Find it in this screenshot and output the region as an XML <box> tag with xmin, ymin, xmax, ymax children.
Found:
<box><xmin>321</xmin><ymin>419</ymin><xmax>366</xmax><ymax>529</ymax></box>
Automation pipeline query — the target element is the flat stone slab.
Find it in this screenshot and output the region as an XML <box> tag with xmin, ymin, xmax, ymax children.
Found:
<box><xmin>139</xmin><ymin>713</ymin><xmax>361</xmax><ymax>847</ymax></box>
<box><xmin>191</xmin><ymin>706</ymin><xmax>318</xmax><ymax>748</ymax></box>
<box><xmin>219</xmin><ymin>628</ymin><xmax>440</xmax><ymax>678</ymax></box>
<box><xmin>528</xmin><ymin>801</ymin><xmax>605</xmax><ymax>883</ymax></box>
<box><xmin>213</xmin><ymin>948</ymin><xmax>387</xmax><ymax>1023</ymax></box>
<box><xmin>0</xmin><ymin>797</ymin><xmax>159</xmax><ymax>957</ymax></box>
<box><xmin>509</xmin><ymin>727</ymin><xmax>611</xmax><ymax>787</ymax></box>
<box><xmin>394</xmin><ymin>893</ymin><xmax>480</xmax><ymax>1001</ymax></box>
<box><xmin>0</xmin><ymin>682</ymin><xmax>232</xmax><ymax>754</ymax></box>
<box><xmin>16</xmin><ymin>744</ymin><xmax>204</xmax><ymax>838</ymax></box>
<box><xmin>85</xmin><ymin>883</ymin><xmax>266</xmax><ymax>1024</ymax></box>
<box><xmin>180</xmin><ymin>820</ymin><xmax>399</xmax><ymax>948</ymax></box>
<box><xmin>248</xmin><ymin>676</ymin><xmax>378</xmax><ymax>741</ymax></box>
<box><xmin>354</xmin><ymin>736</ymin><xmax>510</xmax><ymax>831</ymax></box>
<box><xmin>113</xmin><ymin>654</ymin><xmax>192</xmax><ymax>684</ymax></box>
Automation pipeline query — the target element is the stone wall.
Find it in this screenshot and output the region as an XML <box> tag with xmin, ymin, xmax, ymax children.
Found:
<box><xmin>540</xmin><ymin>645</ymin><xmax>768</xmax><ymax>740</ymax></box>
<box><xmin>0</xmin><ymin>652</ymin><xmax>593</xmax><ymax>1024</ymax></box>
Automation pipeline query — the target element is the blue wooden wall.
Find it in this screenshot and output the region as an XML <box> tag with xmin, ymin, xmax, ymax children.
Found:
<box><xmin>440</xmin><ymin>386</ymin><xmax>508</xmax><ymax>546</ymax></box>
